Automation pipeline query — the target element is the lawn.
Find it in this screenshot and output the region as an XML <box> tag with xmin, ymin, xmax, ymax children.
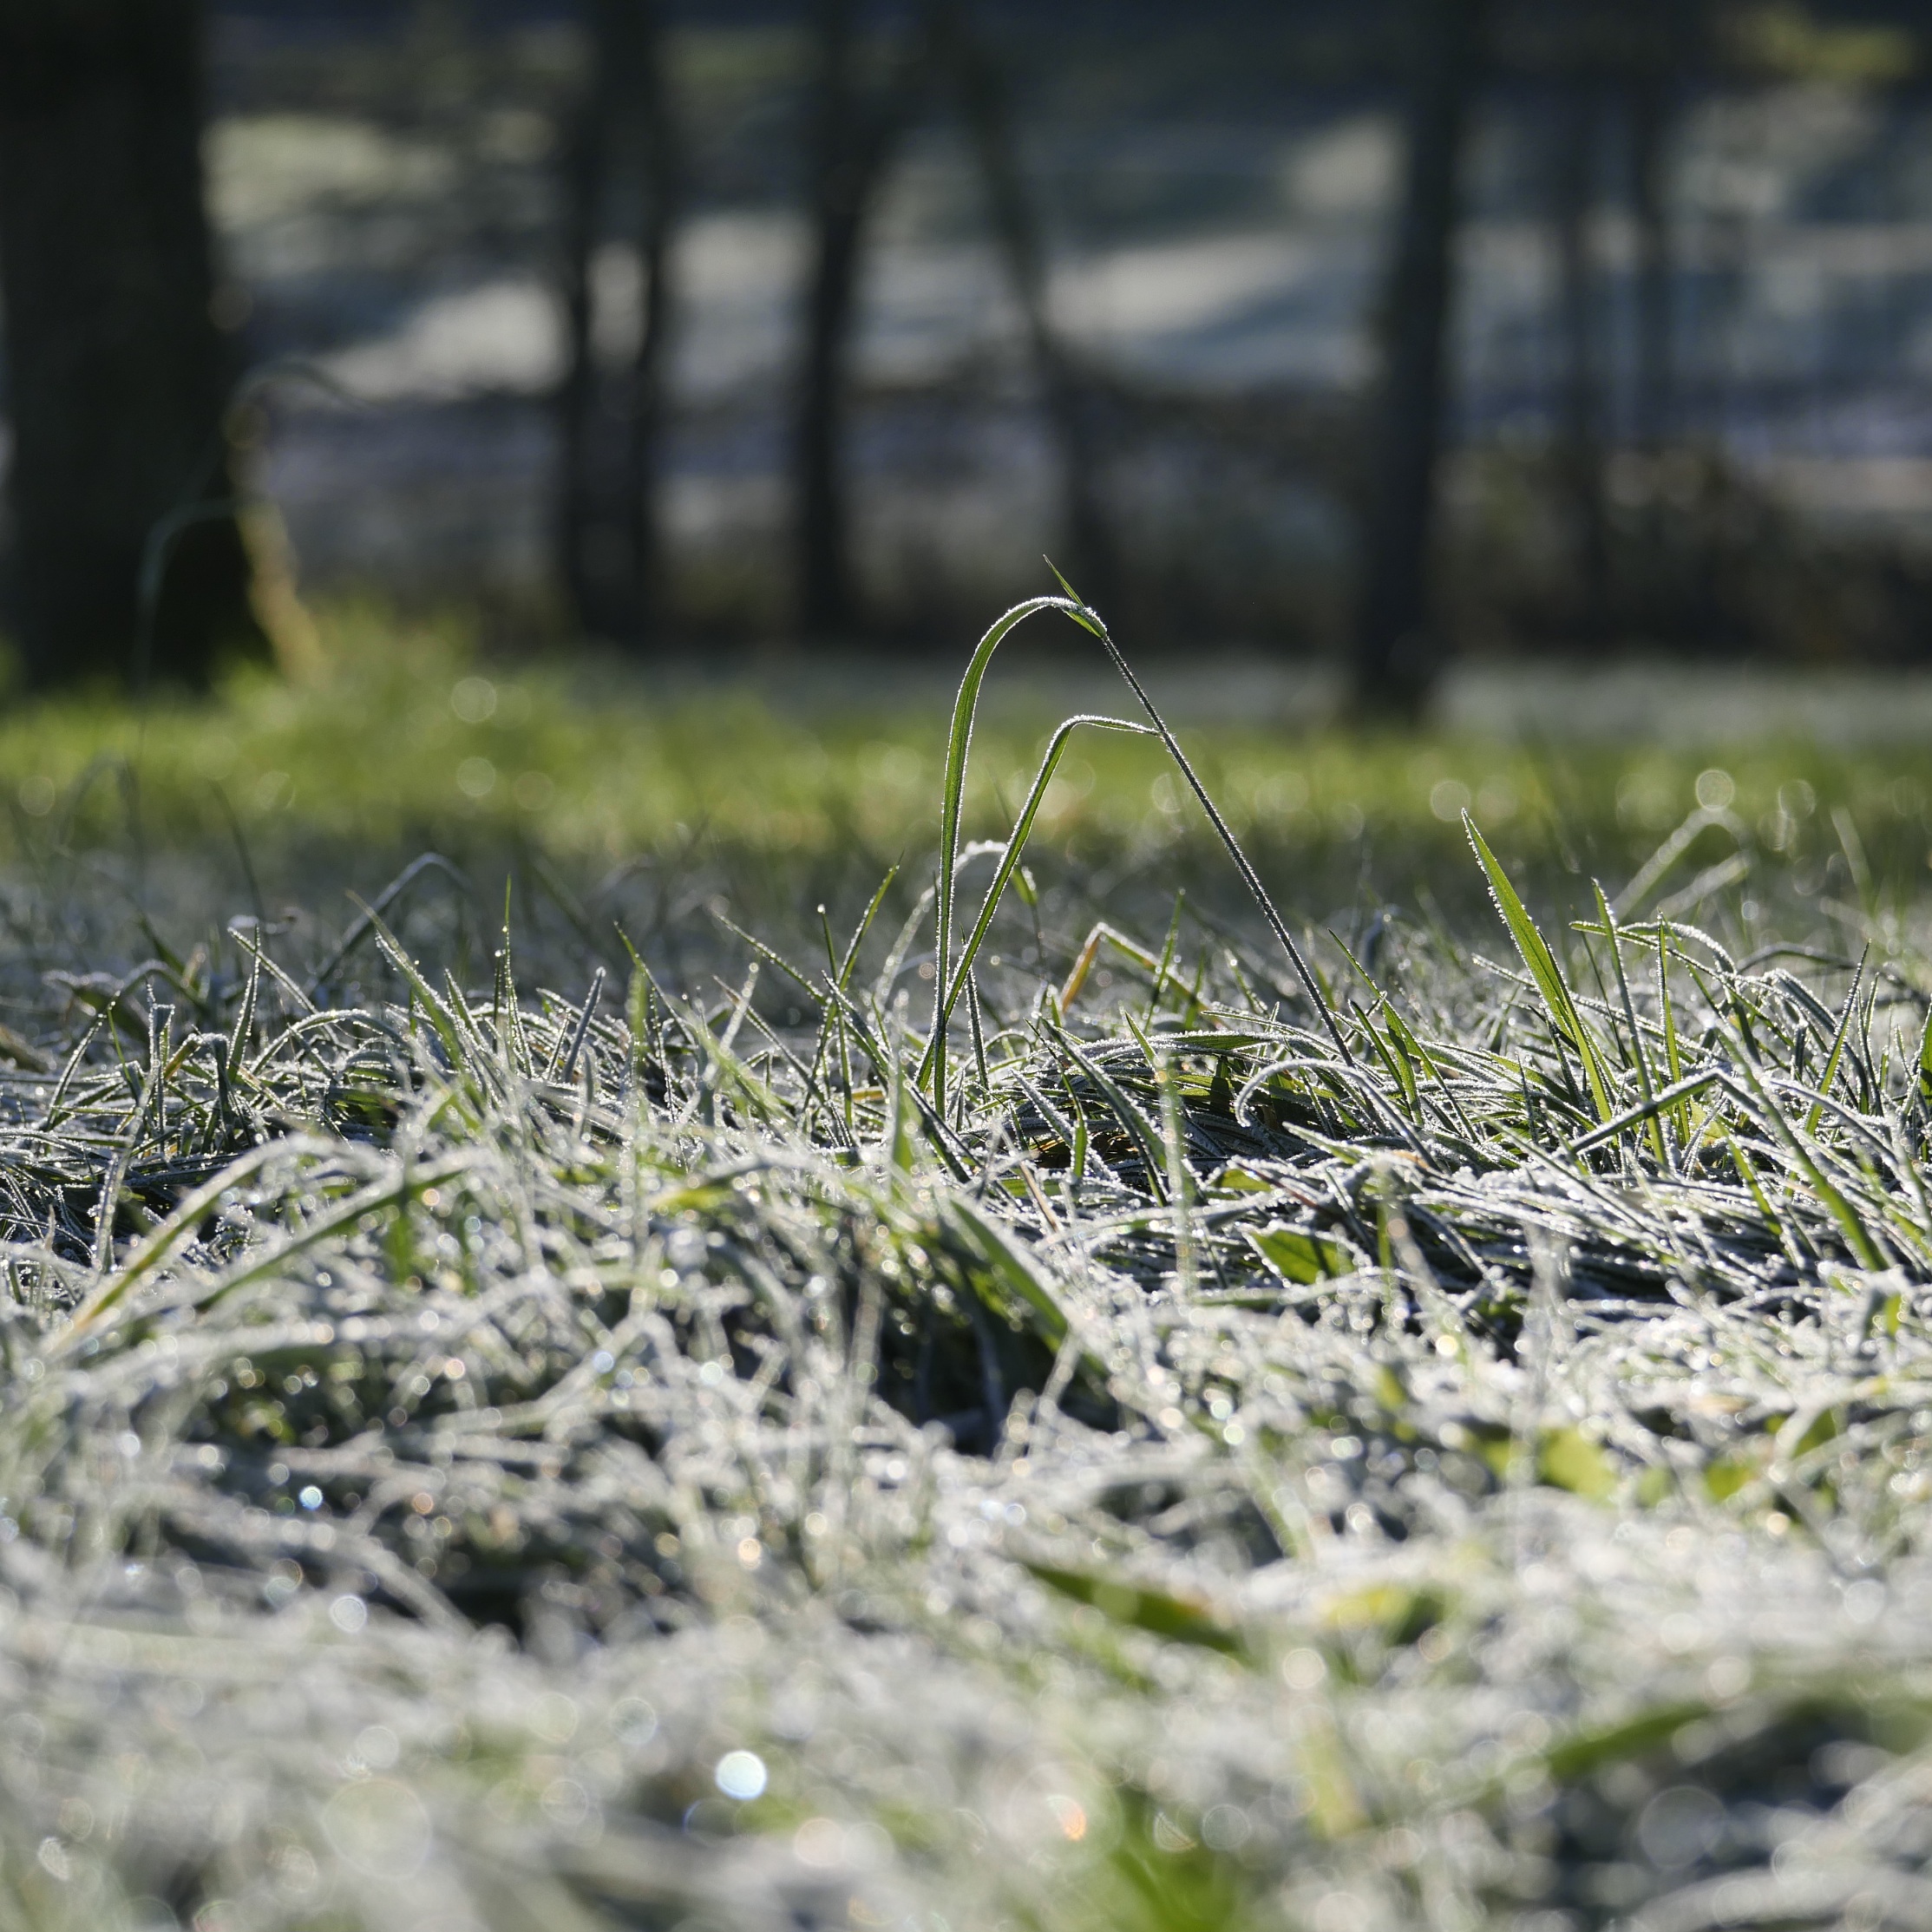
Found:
<box><xmin>1</xmin><ymin>600</ymin><xmax>1931</xmax><ymax>1931</ymax></box>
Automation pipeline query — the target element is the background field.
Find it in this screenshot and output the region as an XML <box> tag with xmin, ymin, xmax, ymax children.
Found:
<box><xmin>11</xmin><ymin>603</ymin><xmax>1932</xmax><ymax>952</ymax></box>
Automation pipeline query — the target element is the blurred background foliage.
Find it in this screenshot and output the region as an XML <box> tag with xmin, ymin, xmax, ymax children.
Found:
<box><xmin>10</xmin><ymin>0</ymin><xmax>1932</xmax><ymax>720</ymax></box>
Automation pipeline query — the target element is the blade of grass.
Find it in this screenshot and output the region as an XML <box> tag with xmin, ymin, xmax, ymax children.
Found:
<box><xmin>1465</xmin><ymin>814</ymin><xmax>1614</xmax><ymax>1126</ymax></box>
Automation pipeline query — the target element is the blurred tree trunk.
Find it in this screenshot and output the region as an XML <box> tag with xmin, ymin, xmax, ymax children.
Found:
<box><xmin>944</xmin><ymin>7</ymin><xmax>1117</xmax><ymax>617</ymax></box>
<box><xmin>1629</xmin><ymin>67</ymin><xmax>1673</xmax><ymax>451</ymax></box>
<box><xmin>557</xmin><ymin>0</ymin><xmax>677</xmax><ymax>646</ymax></box>
<box><xmin>794</xmin><ymin>0</ymin><xmax>933</xmax><ymax>643</ymax></box>
<box><xmin>624</xmin><ymin>3</ymin><xmax>676</xmax><ymax>641</ymax></box>
<box><xmin>556</xmin><ymin>5</ymin><xmax>613</xmax><ymax>635</ymax></box>
<box><xmin>1349</xmin><ymin>0</ymin><xmax>1486</xmax><ymax>720</ymax></box>
<box><xmin>1555</xmin><ymin>78</ymin><xmax>1609</xmax><ymax>639</ymax></box>
<box><xmin>795</xmin><ymin>0</ymin><xmax>875</xmax><ymax>642</ymax></box>
<box><xmin>0</xmin><ymin>0</ymin><xmax>266</xmax><ymax>690</ymax></box>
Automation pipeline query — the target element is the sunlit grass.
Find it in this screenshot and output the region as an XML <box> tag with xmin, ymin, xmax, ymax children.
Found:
<box><xmin>4</xmin><ymin>606</ymin><xmax>1932</xmax><ymax>928</ymax></box>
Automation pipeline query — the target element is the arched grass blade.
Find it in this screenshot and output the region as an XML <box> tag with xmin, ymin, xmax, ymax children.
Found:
<box><xmin>918</xmin><ymin>712</ymin><xmax>1156</xmax><ymax>1093</ymax></box>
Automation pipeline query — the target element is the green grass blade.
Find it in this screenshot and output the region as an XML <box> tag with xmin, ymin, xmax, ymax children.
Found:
<box><xmin>1465</xmin><ymin>814</ymin><xmax>1614</xmax><ymax>1125</ymax></box>
<box><xmin>919</xmin><ymin>713</ymin><xmax>1156</xmax><ymax>1093</ymax></box>
<box><xmin>931</xmin><ymin>595</ymin><xmax>1090</xmax><ymax>1117</ymax></box>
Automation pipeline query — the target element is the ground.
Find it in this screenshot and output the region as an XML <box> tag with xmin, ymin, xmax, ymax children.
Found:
<box><xmin>1</xmin><ymin>608</ymin><xmax>1931</xmax><ymax>1931</ymax></box>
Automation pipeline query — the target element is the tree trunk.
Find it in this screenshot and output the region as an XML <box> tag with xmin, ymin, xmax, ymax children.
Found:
<box><xmin>552</xmin><ymin>0</ymin><xmax>618</xmax><ymax>641</ymax></box>
<box><xmin>795</xmin><ymin>0</ymin><xmax>868</xmax><ymax>642</ymax></box>
<box><xmin>555</xmin><ymin>0</ymin><xmax>612</xmax><ymax>638</ymax></box>
<box><xmin>1555</xmin><ymin>77</ymin><xmax>1609</xmax><ymax>639</ymax></box>
<box><xmin>556</xmin><ymin>0</ymin><xmax>677</xmax><ymax>646</ymax></box>
<box><xmin>1348</xmin><ymin>0</ymin><xmax>1486</xmax><ymax>721</ymax></box>
<box><xmin>623</xmin><ymin>0</ymin><xmax>675</xmax><ymax>644</ymax></box>
<box><xmin>946</xmin><ymin>7</ymin><xmax>1117</xmax><ymax>618</ymax></box>
<box><xmin>1628</xmin><ymin>65</ymin><xmax>1673</xmax><ymax>451</ymax></box>
<box><xmin>0</xmin><ymin>0</ymin><xmax>266</xmax><ymax>690</ymax></box>
<box><xmin>793</xmin><ymin>0</ymin><xmax>931</xmax><ymax>643</ymax></box>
